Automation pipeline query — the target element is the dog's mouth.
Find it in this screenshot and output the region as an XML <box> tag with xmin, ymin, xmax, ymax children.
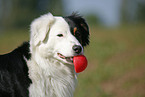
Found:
<box><xmin>57</xmin><ymin>53</ymin><xmax>74</xmax><ymax>63</ymax></box>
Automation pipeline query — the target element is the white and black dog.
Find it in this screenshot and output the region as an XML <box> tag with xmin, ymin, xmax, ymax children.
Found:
<box><xmin>0</xmin><ymin>13</ymin><xmax>89</xmax><ymax>97</ymax></box>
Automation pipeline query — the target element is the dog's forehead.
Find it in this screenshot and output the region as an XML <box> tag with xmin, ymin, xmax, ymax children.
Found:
<box><xmin>51</xmin><ymin>17</ymin><xmax>70</xmax><ymax>32</ymax></box>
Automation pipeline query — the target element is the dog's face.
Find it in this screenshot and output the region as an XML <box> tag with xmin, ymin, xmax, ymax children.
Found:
<box><xmin>30</xmin><ymin>13</ymin><xmax>89</xmax><ymax>64</ymax></box>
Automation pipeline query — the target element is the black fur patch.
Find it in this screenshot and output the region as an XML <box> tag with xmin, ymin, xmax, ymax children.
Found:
<box><xmin>64</xmin><ymin>13</ymin><xmax>90</xmax><ymax>47</ymax></box>
<box><xmin>0</xmin><ymin>42</ymin><xmax>31</xmax><ymax>97</ymax></box>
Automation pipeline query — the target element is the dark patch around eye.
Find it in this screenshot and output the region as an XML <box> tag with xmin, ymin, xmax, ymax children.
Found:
<box><xmin>64</xmin><ymin>13</ymin><xmax>90</xmax><ymax>47</ymax></box>
<box><xmin>73</xmin><ymin>28</ymin><xmax>82</xmax><ymax>45</ymax></box>
<box><xmin>73</xmin><ymin>27</ymin><xmax>81</xmax><ymax>38</ymax></box>
<box><xmin>75</xmin><ymin>30</ymin><xmax>81</xmax><ymax>38</ymax></box>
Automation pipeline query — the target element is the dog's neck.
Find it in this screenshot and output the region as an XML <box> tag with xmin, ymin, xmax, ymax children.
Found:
<box><xmin>27</xmin><ymin>54</ymin><xmax>77</xmax><ymax>97</ymax></box>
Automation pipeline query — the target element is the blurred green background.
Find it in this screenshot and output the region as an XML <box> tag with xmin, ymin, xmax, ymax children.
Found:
<box><xmin>0</xmin><ymin>0</ymin><xmax>145</xmax><ymax>97</ymax></box>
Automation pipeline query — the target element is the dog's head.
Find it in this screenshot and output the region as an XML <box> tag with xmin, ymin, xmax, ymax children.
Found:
<box><xmin>30</xmin><ymin>13</ymin><xmax>89</xmax><ymax>64</ymax></box>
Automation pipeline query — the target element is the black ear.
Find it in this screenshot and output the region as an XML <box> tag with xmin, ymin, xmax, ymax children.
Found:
<box><xmin>64</xmin><ymin>13</ymin><xmax>90</xmax><ymax>47</ymax></box>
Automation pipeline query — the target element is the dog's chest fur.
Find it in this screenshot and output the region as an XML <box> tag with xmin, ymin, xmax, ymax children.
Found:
<box><xmin>27</xmin><ymin>58</ymin><xmax>77</xmax><ymax>97</ymax></box>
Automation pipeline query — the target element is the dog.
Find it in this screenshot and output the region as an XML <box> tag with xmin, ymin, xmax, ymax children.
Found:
<box><xmin>0</xmin><ymin>13</ymin><xmax>89</xmax><ymax>97</ymax></box>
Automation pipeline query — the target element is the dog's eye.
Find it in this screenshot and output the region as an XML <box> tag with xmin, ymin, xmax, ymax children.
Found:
<box><xmin>57</xmin><ymin>34</ymin><xmax>63</xmax><ymax>37</ymax></box>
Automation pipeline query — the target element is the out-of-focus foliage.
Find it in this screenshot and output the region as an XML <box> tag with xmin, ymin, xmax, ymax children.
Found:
<box><xmin>0</xmin><ymin>0</ymin><xmax>145</xmax><ymax>29</ymax></box>
<box><xmin>0</xmin><ymin>0</ymin><xmax>63</xmax><ymax>29</ymax></box>
<box><xmin>85</xmin><ymin>14</ymin><xmax>100</xmax><ymax>25</ymax></box>
<box><xmin>121</xmin><ymin>0</ymin><xmax>145</xmax><ymax>24</ymax></box>
<box><xmin>138</xmin><ymin>3</ymin><xmax>145</xmax><ymax>22</ymax></box>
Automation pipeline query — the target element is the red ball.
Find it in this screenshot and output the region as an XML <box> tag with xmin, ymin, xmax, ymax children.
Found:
<box><xmin>73</xmin><ymin>55</ymin><xmax>88</xmax><ymax>73</ymax></box>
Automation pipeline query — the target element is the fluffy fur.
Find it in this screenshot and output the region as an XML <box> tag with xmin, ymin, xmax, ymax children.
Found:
<box><xmin>0</xmin><ymin>13</ymin><xmax>89</xmax><ymax>97</ymax></box>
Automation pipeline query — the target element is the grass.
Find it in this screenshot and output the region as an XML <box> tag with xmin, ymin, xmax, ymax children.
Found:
<box><xmin>0</xmin><ymin>24</ymin><xmax>145</xmax><ymax>97</ymax></box>
<box><xmin>0</xmin><ymin>29</ymin><xmax>29</xmax><ymax>54</ymax></box>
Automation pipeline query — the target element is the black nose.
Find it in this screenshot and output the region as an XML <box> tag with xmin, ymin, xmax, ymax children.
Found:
<box><xmin>73</xmin><ymin>45</ymin><xmax>82</xmax><ymax>54</ymax></box>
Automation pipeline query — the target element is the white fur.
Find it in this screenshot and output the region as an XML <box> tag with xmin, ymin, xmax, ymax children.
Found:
<box><xmin>28</xmin><ymin>13</ymin><xmax>83</xmax><ymax>97</ymax></box>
